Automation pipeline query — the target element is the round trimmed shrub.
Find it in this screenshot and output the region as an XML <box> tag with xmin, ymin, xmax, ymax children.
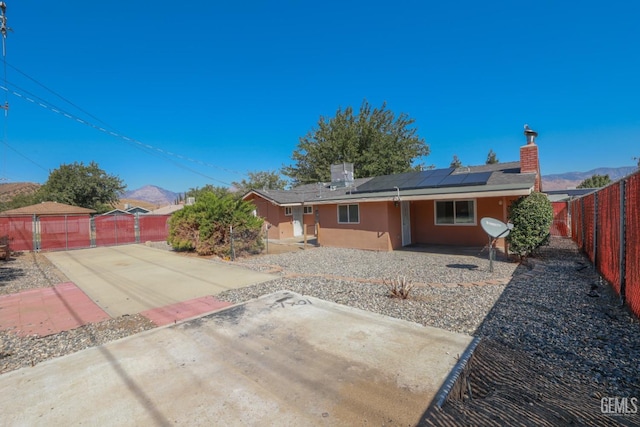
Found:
<box><xmin>507</xmin><ymin>192</ymin><xmax>553</xmax><ymax>258</ymax></box>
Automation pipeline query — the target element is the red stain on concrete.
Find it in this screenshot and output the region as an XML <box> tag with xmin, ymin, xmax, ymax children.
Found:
<box><xmin>140</xmin><ymin>296</ymin><xmax>232</xmax><ymax>326</ymax></box>
<box><xmin>0</xmin><ymin>282</ymin><xmax>111</xmax><ymax>337</ymax></box>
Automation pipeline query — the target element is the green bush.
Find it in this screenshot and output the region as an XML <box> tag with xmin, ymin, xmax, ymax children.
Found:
<box><xmin>168</xmin><ymin>192</ymin><xmax>263</xmax><ymax>257</ymax></box>
<box><xmin>506</xmin><ymin>192</ymin><xmax>553</xmax><ymax>258</ymax></box>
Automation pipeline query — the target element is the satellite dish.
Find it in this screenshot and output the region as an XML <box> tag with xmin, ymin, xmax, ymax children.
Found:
<box><xmin>481</xmin><ymin>217</ymin><xmax>514</xmax><ymax>273</ymax></box>
<box><xmin>481</xmin><ymin>217</ymin><xmax>513</xmax><ymax>239</ymax></box>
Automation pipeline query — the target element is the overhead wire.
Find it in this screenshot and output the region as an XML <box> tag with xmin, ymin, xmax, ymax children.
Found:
<box><xmin>0</xmin><ymin>3</ymin><xmax>252</xmax><ymax>189</ymax></box>
<box><xmin>2</xmin><ymin>63</ymin><xmax>247</xmax><ymax>184</ymax></box>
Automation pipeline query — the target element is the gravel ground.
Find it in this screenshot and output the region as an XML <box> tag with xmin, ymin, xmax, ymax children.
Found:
<box><xmin>233</xmin><ymin>244</ymin><xmax>518</xmax><ymax>284</ymax></box>
<box><xmin>219</xmin><ymin>245</ymin><xmax>518</xmax><ymax>335</ymax></box>
<box><xmin>1</xmin><ymin>239</ymin><xmax>639</xmax><ymax>425</ymax></box>
<box><xmin>0</xmin><ymin>252</ymin><xmax>68</xmax><ymax>295</ymax></box>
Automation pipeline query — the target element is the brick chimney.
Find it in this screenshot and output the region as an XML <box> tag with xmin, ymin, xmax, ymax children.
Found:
<box><xmin>520</xmin><ymin>124</ymin><xmax>542</xmax><ymax>192</ymax></box>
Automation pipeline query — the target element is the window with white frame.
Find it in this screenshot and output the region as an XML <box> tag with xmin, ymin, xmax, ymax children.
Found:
<box><xmin>303</xmin><ymin>206</ymin><xmax>313</xmax><ymax>214</ymax></box>
<box><xmin>338</xmin><ymin>204</ymin><xmax>359</xmax><ymax>224</ymax></box>
<box><xmin>435</xmin><ymin>200</ymin><xmax>476</xmax><ymax>225</ymax></box>
<box><xmin>284</xmin><ymin>207</ymin><xmax>292</xmax><ymax>216</ymax></box>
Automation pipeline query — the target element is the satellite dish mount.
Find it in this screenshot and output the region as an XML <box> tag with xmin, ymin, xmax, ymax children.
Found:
<box><xmin>480</xmin><ymin>217</ymin><xmax>514</xmax><ymax>272</ymax></box>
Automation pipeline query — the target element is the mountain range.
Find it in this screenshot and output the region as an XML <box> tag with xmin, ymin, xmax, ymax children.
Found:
<box><xmin>541</xmin><ymin>166</ymin><xmax>637</xmax><ymax>190</ymax></box>
<box><xmin>122</xmin><ymin>185</ymin><xmax>179</xmax><ymax>206</ymax></box>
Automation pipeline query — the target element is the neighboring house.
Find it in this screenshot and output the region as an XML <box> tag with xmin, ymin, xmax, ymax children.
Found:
<box><xmin>103</xmin><ymin>205</ymin><xmax>152</xmax><ymax>216</ymax></box>
<box><xmin>244</xmin><ymin>129</ymin><xmax>543</xmax><ymax>251</ymax></box>
<box><xmin>545</xmin><ymin>189</ymin><xmax>595</xmax><ymax>203</ymax></box>
<box><xmin>125</xmin><ymin>206</ymin><xmax>151</xmax><ymax>215</ymax></box>
<box><xmin>102</xmin><ymin>208</ymin><xmax>130</xmax><ymax>216</ymax></box>
<box><xmin>150</xmin><ymin>204</ymin><xmax>184</xmax><ymax>215</ymax></box>
<box><xmin>0</xmin><ymin>201</ymin><xmax>96</xmax><ymax>217</ymax></box>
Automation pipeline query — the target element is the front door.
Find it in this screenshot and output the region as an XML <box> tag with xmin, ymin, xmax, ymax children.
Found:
<box><xmin>292</xmin><ymin>207</ymin><xmax>303</xmax><ymax>237</ymax></box>
<box><xmin>401</xmin><ymin>201</ymin><xmax>411</xmax><ymax>246</ymax></box>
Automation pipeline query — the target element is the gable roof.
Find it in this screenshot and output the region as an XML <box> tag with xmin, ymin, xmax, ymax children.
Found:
<box><xmin>0</xmin><ymin>201</ymin><xmax>96</xmax><ymax>216</ymax></box>
<box><xmin>245</xmin><ymin>177</ymin><xmax>373</xmax><ymax>206</ymax></box>
<box><xmin>101</xmin><ymin>209</ymin><xmax>132</xmax><ymax>216</ymax></box>
<box><xmin>244</xmin><ymin>161</ymin><xmax>535</xmax><ymax>206</ymax></box>
<box><xmin>150</xmin><ymin>204</ymin><xmax>184</xmax><ymax>215</ymax></box>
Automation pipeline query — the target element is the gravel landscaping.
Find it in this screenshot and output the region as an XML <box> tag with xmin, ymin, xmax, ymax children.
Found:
<box><xmin>1</xmin><ymin>238</ymin><xmax>639</xmax><ymax>425</ymax></box>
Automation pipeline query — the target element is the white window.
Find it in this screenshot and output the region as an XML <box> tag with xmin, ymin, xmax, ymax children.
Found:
<box><xmin>303</xmin><ymin>206</ymin><xmax>313</xmax><ymax>215</ymax></box>
<box><xmin>284</xmin><ymin>207</ymin><xmax>292</xmax><ymax>216</ymax></box>
<box><xmin>338</xmin><ymin>204</ymin><xmax>359</xmax><ymax>224</ymax></box>
<box><xmin>435</xmin><ymin>200</ymin><xmax>476</xmax><ymax>225</ymax></box>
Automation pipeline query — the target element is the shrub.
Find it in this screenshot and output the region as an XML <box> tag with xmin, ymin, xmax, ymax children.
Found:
<box><xmin>168</xmin><ymin>192</ymin><xmax>263</xmax><ymax>257</ymax></box>
<box><xmin>506</xmin><ymin>192</ymin><xmax>553</xmax><ymax>258</ymax></box>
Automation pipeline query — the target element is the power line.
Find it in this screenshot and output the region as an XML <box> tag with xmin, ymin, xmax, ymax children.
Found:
<box><xmin>0</xmin><ymin>81</ymin><xmax>245</xmax><ymax>185</ymax></box>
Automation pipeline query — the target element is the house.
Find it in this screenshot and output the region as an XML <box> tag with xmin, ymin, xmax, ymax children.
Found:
<box><xmin>103</xmin><ymin>202</ymin><xmax>153</xmax><ymax>216</ymax></box>
<box><xmin>244</xmin><ymin>127</ymin><xmax>543</xmax><ymax>252</ymax></box>
<box><xmin>150</xmin><ymin>204</ymin><xmax>184</xmax><ymax>215</ymax></box>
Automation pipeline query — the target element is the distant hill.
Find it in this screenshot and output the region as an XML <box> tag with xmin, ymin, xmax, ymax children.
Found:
<box><xmin>0</xmin><ymin>182</ymin><xmax>40</xmax><ymax>203</ymax></box>
<box><xmin>542</xmin><ymin>166</ymin><xmax>637</xmax><ymax>190</ymax></box>
<box><xmin>123</xmin><ymin>185</ymin><xmax>178</xmax><ymax>206</ymax></box>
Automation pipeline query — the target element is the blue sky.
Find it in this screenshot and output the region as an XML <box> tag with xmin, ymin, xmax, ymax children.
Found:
<box><xmin>0</xmin><ymin>1</ymin><xmax>638</xmax><ymax>192</ymax></box>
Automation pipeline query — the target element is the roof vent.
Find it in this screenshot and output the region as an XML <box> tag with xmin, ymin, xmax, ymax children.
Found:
<box><xmin>330</xmin><ymin>163</ymin><xmax>354</xmax><ymax>188</ymax></box>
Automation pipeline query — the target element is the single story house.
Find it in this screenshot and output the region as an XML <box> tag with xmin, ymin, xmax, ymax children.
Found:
<box><xmin>243</xmin><ymin>128</ymin><xmax>543</xmax><ymax>251</ymax></box>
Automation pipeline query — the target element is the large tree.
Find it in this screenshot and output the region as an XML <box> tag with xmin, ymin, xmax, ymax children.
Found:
<box><xmin>232</xmin><ymin>170</ymin><xmax>288</xmax><ymax>194</ymax></box>
<box><xmin>282</xmin><ymin>100</ymin><xmax>430</xmax><ymax>184</ymax></box>
<box><xmin>450</xmin><ymin>155</ymin><xmax>462</xmax><ymax>168</ymax></box>
<box><xmin>577</xmin><ymin>174</ymin><xmax>611</xmax><ymax>189</ymax></box>
<box><xmin>38</xmin><ymin>161</ymin><xmax>125</xmax><ymax>213</ymax></box>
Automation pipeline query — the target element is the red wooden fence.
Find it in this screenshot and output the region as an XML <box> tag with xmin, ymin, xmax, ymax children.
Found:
<box><xmin>0</xmin><ymin>214</ymin><xmax>171</xmax><ymax>252</ymax></box>
<box><xmin>570</xmin><ymin>170</ymin><xmax>640</xmax><ymax>318</ymax></box>
<box><xmin>550</xmin><ymin>202</ymin><xmax>570</xmax><ymax>237</ymax></box>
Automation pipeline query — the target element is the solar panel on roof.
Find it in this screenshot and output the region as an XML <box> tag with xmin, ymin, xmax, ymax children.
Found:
<box><xmin>400</xmin><ymin>172</ymin><xmax>432</xmax><ymax>189</ymax></box>
<box><xmin>461</xmin><ymin>171</ymin><xmax>492</xmax><ymax>186</ymax></box>
<box><xmin>354</xmin><ymin>167</ymin><xmax>485</xmax><ymax>193</ymax></box>
<box><xmin>417</xmin><ymin>175</ymin><xmax>447</xmax><ymax>188</ymax></box>
<box><xmin>438</xmin><ymin>174</ymin><xmax>466</xmax><ymax>186</ymax></box>
<box><xmin>355</xmin><ymin>175</ymin><xmax>398</xmax><ymax>192</ymax></box>
<box><xmin>431</xmin><ymin>167</ymin><xmax>455</xmax><ymax>176</ymax></box>
<box><xmin>399</xmin><ymin>178</ymin><xmax>426</xmax><ymax>189</ymax></box>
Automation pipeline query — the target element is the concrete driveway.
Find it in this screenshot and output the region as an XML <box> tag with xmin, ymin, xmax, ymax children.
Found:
<box><xmin>45</xmin><ymin>245</ymin><xmax>276</xmax><ymax>317</ymax></box>
<box><xmin>0</xmin><ymin>291</ymin><xmax>474</xmax><ymax>425</ymax></box>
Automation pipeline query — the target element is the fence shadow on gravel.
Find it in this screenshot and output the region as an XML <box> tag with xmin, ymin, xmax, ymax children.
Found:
<box><xmin>418</xmin><ymin>238</ymin><xmax>640</xmax><ymax>426</ymax></box>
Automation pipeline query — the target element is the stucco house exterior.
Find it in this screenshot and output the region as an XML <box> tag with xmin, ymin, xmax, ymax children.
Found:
<box><xmin>244</xmin><ymin>128</ymin><xmax>542</xmax><ymax>251</ymax></box>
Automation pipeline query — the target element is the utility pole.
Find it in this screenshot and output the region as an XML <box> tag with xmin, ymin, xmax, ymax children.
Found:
<box><xmin>0</xmin><ymin>2</ymin><xmax>9</xmax><ymax>112</ymax></box>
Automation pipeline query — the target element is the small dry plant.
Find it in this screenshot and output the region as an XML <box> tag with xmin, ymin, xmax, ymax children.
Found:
<box><xmin>383</xmin><ymin>276</ymin><xmax>415</xmax><ymax>299</ymax></box>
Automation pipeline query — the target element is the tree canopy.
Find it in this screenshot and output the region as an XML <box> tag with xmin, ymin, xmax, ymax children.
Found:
<box><xmin>577</xmin><ymin>174</ymin><xmax>611</xmax><ymax>189</ymax></box>
<box><xmin>486</xmin><ymin>149</ymin><xmax>499</xmax><ymax>164</ymax></box>
<box><xmin>37</xmin><ymin>161</ymin><xmax>125</xmax><ymax>213</ymax></box>
<box><xmin>232</xmin><ymin>170</ymin><xmax>288</xmax><ymax>194</ymax></box>
<box><xmin>184</xmin><ymin>185</ymin><xmax>232</xmax><ymax>201</ymax></box>
<box><xmin>282</xmin><ymin>100</ymin><xmax>430</xmax><ymax>185</ymax></box>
